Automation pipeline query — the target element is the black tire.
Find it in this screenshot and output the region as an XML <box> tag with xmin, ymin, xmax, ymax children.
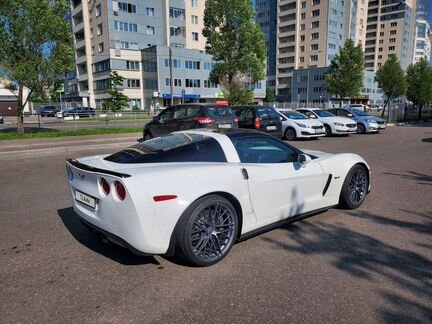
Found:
<box><xmin>339</xmin><ymin>164</ymin><xmax>369</xmax><ymax>209</ymax></box>
<box><xmin>284</xmin><ymin>127</ymin><xmax>297</xmax><ymax>141</ymax></box>
<box><xmin>324</xmin><ymin>124</ymin><xmax>332</xmax><ymax>137</ymax></box>
<box><xmin>175</xmin><ymin>195</ymin><xmax>238</xmax><ymax>267</ymax></box>
<box><xmin>143</xmin><ymin>131</ymin><xmax>153</xmax><ymax>141</ymax></box>
<box><xmin>357</xmin><ymin>123</ymin><xmax>366</xmax><ymax>134</ymax></box>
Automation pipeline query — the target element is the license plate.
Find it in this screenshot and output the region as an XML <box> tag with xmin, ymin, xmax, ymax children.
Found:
<box><xmin>267</xmin><ymin>125</ymin><xmax>277</xmax><ymax>130</ymax></box>
<box><xmin>75</xmin><ymin>190</ymin><xmax>96</xmax><ymax>209</ymax></box>
<box><xmin>218</xmin><ymin>123</ymin><xmax>231</xmax><ymax>129</ymax></box>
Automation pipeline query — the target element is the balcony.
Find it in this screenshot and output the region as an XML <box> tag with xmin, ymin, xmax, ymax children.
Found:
<box><xmin>72</xmin><ymin>2</ymin><xmax>83</xmax><ymax>17</ymax></box>
<box><xmin>75</xmin><ymin>39</ymin><xmax>85</xmax><ymax>50</ymax></box>
<box><xmin>76</xmin><ymin>55</ymin><xmax>87</xmax><ymax>65</ymax></box>
<box><xmin>73</xmin><ymin>22</ymin><xmax>84</xmax><ymax>33</ymax></box>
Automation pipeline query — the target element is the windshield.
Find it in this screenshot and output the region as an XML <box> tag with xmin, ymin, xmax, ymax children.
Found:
<box><xmin>256</xmin><ymin>107</ymin><xmax>280</xmax><ymax>119</ymax></box>
<box><xmin>105</xmin><ymin>133</ymin><xmax>227</xmax><ymax>163</ymax></box>
<box><xmin>205</xmin><ymin>106</ymin><xmax>234</xmax><ymax>118</ymax></box>
<box><xmin>280</xmin><ymin>111</ymin><xmax>308</xmax><ymax>119</ymax></box>
<box><xmin>349</xmin><ymin>109</ymin><xmax>369</xmax><ymax>116</ymax></box>
<box><xmin>314</xmin><ymin>110</ymin><xmax>336</xmax><ymax>117</ymax></box>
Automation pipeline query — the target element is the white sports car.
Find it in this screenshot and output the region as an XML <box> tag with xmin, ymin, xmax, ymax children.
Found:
<box><xmin>277</xmin><ymin>109</ymin><xmax>325</xmax><ymax>140</ymax></box>
<box><xmin>66</xmin><ymin>129</ymin><xmax>371</xmax><ymax>266</ymax></box>
<box><xmin>296</xmin><ymin>108</ymin><xmax>357</xmax><ymax>136</ymax></box>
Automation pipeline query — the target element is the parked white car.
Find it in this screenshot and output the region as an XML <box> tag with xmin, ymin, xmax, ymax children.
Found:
<box><xmin>296</xmin><ymin>108</ymin><xmax>357</xmax><ymax>136</ymax></box>
<box><xmin>276</xmin><ymin>109</ymin><xmax>325</xmax><ymax>140</ymax></box>
<box><xmin>66</xmin><ymin>129</ymin><xmax>371</xmax><ymax>266</ymax></box>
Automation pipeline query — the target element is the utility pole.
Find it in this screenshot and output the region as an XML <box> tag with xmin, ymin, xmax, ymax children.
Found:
<box><xmin>169</xmin><ymin>46</ymin><xmax>174</xmax><ymax>106</ymax></box>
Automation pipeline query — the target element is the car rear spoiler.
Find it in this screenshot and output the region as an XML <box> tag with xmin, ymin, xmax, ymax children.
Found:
<box><xmin>66</xmin><ymin>158</ymin><xmax>131</xmax><ymax>178</ymax></box>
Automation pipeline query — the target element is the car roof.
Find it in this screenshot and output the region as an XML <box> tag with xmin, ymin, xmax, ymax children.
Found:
<box><xmin>180</xmin><ymin>128</ymin><xmax>274</xmax><ymax>139</ymax></box>
<box><xmin>296</xmin><ymin>107</ymin><xmax>321</xmax><ymax>110</ymax></box>
<box><xmin>167</xmin><ymin>103</ymin><xmax>230</xmax><ymax>108</ymax></box>
<box><xmin>232</xmin><ymin>105</ymin><xmax>273</xmax><ymax>109</ymax></box>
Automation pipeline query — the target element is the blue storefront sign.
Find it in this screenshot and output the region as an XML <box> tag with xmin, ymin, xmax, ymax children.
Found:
<box><xmin>162</xmin><ymin>93</ymin><xmax>201</xmax><ymax>99</ymax></box>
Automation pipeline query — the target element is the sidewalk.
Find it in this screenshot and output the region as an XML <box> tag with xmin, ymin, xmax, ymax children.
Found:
<box><xmin>0</xmin><ymin>133</ymin><xmax>140</xmax><ymax>160</ymax></box>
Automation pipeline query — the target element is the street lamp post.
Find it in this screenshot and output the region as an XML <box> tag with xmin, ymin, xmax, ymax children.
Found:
<box><xmin>169</xmin><ymin>46</ymin><xmax>174</xmax><ymax>106</ymax></box>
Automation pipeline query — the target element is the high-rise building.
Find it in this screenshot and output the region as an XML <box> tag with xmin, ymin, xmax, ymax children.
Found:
<box><xmin>413</xmin><ymin>0</ymin><xmax>431</xmax><ymax>64</ymax></box>
<box><xmin>260</xmin><ymin>0</ymin><xmax>368</xmax><ymax>101</ymax></box>
<box><xmin>364</xmin><ymin>0</ymin><xmax>417</xmax><ymax>72</ymax></box>
<box><xmin>70</xmin><ymin>0</ymin><xmax>206</xmax><ymax>108</ymax></box>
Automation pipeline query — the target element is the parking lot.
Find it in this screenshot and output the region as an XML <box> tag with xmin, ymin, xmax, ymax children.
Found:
<box><xmin>1</xmin><ymin>124</ymin><xmax>431</xmax><ymax>323</ymax></box>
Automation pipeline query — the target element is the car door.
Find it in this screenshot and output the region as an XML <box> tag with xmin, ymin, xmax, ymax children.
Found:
<box><xmin>232</xmin><ymin>136</ymin><xmax>325</xmax><ymax>227</ymax></box>
<box><xmin>151</xmin><ymin>107</ymin><xmax>176</xmax><ymax>137</ymax></box>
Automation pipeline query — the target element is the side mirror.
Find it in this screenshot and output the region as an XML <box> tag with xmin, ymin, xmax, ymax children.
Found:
<box><xmin>298</xmin><ymin>153</ymin><xmax>312</xmax><ymax>167</ymax></box>
<box><xmin>347</xmin><ymin>113</ymin><xmax>353</xmax><ymax>117</ymax></box>
<box><xmin>310</xmin><ymin>115</ymin><xmax>317</xmax><ymax>119</ymax></box>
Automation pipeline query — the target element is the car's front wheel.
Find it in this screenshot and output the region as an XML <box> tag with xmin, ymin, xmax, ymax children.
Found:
<box><xmin>324</xmin><ymin>124</ymin><xmax>332</xmax><ymax>137</ymax></box>
<box><xmin>284</xmin><ymin>127</ymin><xmax>297</xmax><ymax>141</ymax></box>
<box><xmin>339</xmin><ymin>164</ymin><xmax>369</xmax><ymax>209</ymax></box>
<box><xmin>357</xmin><ymin>123</ymin><xmax>366</xmax><ymax>134</ymax></box>
<box><xmin>176</xmin><ymin>195</ymin><xmax>238</xmax><ymax>267</ymax></box>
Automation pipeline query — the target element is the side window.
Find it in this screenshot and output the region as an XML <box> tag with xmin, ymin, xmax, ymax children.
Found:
<box><xmin>233</xmin><ymin>137</ymin><xmax>298</xmax><ymax>164</ymax></box>
<box><xmin>338</xmin><ymin>109</ymin><xmax>349</xmax><ymax>117</ymax></box>
<box><xmin>173</xmin><ymin>106</ymin><xmax>188</xmax><ymax>119</ymax></box>
<box><xmin>300</xmin><ymin>110</ymin><xmax>313</xmax><ymax>118</ymax></box>
<box><xmin>186</xmin><ymin>106</ymin><xmax>201</xmax><ymax>117</ymax></box>
<box><xmin>238</xmin><ymin>108</ymin><xmax>253</xmax><ymax>122</ymax></box>
<box><xmin>158</xmin><ymin>108</ymin><xmax>174</xmax><ymax>122</ymax></box>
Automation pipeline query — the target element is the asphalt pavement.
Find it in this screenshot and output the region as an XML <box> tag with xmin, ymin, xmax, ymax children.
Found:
<box><xmin>0</xmin><ymin>124</ymin><xmax>431</xmax><ymax>323</ymax></box>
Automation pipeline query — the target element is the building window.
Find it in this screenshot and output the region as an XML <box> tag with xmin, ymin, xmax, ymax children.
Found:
<box><xmin>204</xmin><ymin>62</ymin><xmax>215</xmax><ymax>70</ymax></box>
<box><xmin>300</xmin><ymin>24</ymin><xmax>305</xmax><ymax>31</ymax></box>
<box><xmin>174</xmin><ymin>79</ymin><xmax>182</xmax><ymax>87</ymax></box>
<box><xmin>170</xmin><ymin>26</ymin><xmax>184</xmax><ymax>36</ymax></box>
<box><xmin>389</xmin><ymin>46</ymin><xmax>395</xmax><ymax>51</ymax></box>
<box><xmin>192</xmin><ymin>15</ymin><xmax>198</xmax><ymax>24</ymax></box>
<box><xmin>301</xmin><ymin>1</ymin><xmax>306</xmax><ymax>9</ymax></box>
<box><xmin>96</xmin><ymin>4</ymin><xmax>102</xmax><ymax>17</ymax></box>
<box><xmin>191</xmin><ymin>0</ymin><xmax>198</xmax><ymax>8</ymax></box>
<box><xmin>300</xmin><ymin>35</ymin><xmax>305</xmax><ymax>41</ymax></box>
<box><xmin>301</xmin><ymin>12</ymin><xmax>306</xmax><ymax>20</ymax></box>
<box><xmin>126</xmin><ymin>61</ymin><xmax>139</xmax><ymax>70</ymax></box>
<box><xmin>311</xmin><ymin>32</ymin><xmax>319</xmax><ymax>40</ymax></box>
<box><xmin>391</xmin><ymin>22</ymin><xmax>397</xmax><ymax>27</ymax></box>
<box><xmin>93</xmin><ymin>60</ymin><xmax>110</xmax><ymax>73</ymax></box>
<box><xmin>379</xmin><ymin>40</ymin><xmax>384</xmax><ymax>44</ymax></box>
<box><xmin>170</xmin><ymin>7</ymin><xmax>185</xmax><ymax>19</ymax></box>
<box><xmin>146</xmin><ymin>7</ymin><xmax>154</xmax><ymax>16</ymax></box>
<box><xmin>300</xmin><ymin>57</ymin><xmax>305</xmax><ymax>63</ymax></box>
<box><xmin>90</xmin><ymin>28</ymin><xmax>94</xmax><ymax>39</ymax></box>
<box><xmin>312</xmin><ymin>9</ymin><xmax>320</xmax><ymax>17</ymax></box>
<box><xmin>311</xmin><ymin>44</ymin><xmax>318</xmax><ymax>51</ymax></box>
<box><xmin>147</xmin><ymin>26</ymin><xmax>155</xmax><ymax>35</ymax></box>
<box><xmin>204</xmin><ymin>80</ymin><xmax>217</xmax><ymax>88</ymax></box>
<box><xmin>380</xmin><ymin>24</ymin><xmax>385</xmax><ymax>28</ymax></box>
<box><xmin>127</xmin><ymin>79</ymin><xmax>140</xmax><ymax>88</ymax></box>
<box><xmin>91</xmin><ymin>46</ymin><xmax>94</xmax><ymax>55</ymax></box>
<box><xmin>312</xmin><ymin>0</ymin><xmax>320</xmax><ymax>5</ymax></box>
<box><xmin>300</xmin><ymin>46</ymin><xmax>305</xmax><ymax>52</ymax></box>
<box><xmin>114</xmin><ymin>21</ymin><xmax>137</xmax><ymax>32</ymax></box>
<box><xmin>390</xmin><ymin>30</ymin><xmax>396</xmax><ymax>35</ymax></box>
<box><xmin>378</xmin><ymin>55</ymin><xmax>382</xmax><ymax>59</ymax></box>
<box><xmin>97</xmin><ymin>23</ymin><xmax>103</xmax><ymax>36</ymax></box>
<box><xmin>389</xmin><ymin>38</ymin><xmax>396</xmax><ymax>43</ymax></box>
<box><xmin>98</xmin><ymin>42</ymin><xmax>104</xmax><ymax>53</ymax></box>
<box><xmin>192</xmin><ymin>32</ymin><xmax>199</xmax><ymax>41</ymax></box>
<box><xmin>310</xmin><ymin>55</ymin><xmax>318</xmax><ymax>62</ymax></box>
<box><xmin>329</xmin><ymin>43</ymin><xmax>336</xmax><ymax>49</ymax></box>
<box><xmin>311</xmin><ymin>21</ymin><xmax>319</xmax><ymax>29</ymax></box>
<box><xmin>379</xmin><ymin>47</ymin><xmax>383</xmax><ymax>52</ymax></box>
<box><xmin>118</xmin><ymin>2</ymin><xmax>136</xmax><ymax>13</ymax></box>
<box><xmin>185</xmin><ymin>60</ymin><xmax>200</xmax><ymax>69</ymax></box>
<box><xmin>380</xmin><ymin>32</ymin><xmax>384</xmax><ymax>36</ymax></box>
<box><xmin>185</xmin><ymin>79</ymin><xmax>200</xmax><ymax>87</ymax></box>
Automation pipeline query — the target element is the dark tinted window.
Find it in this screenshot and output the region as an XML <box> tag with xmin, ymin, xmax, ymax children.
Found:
<box><xmin>348</xmin><ymin>109</ymin><xmax>369</xmax><ymax>116</ymax></box>
<box><xmin>105</xmin><ymin>133</ymin><xmax>227</xmax><ymax>164</ymax></box>
<box><xmin>280</xmin><ymin>111</ymin><xmax>308</xmax><ymax>119</ymax></box>
<box><xmin>314</xmin><ymin>109</ymin><xmax>335</xmax><ymax>117</ymax></box>
<box><xmin>204</xmin><ymin>106</ymin><xmax>235</xmax><ymax>118</ymax></box>
<box><xmin>232</xmin><ymin>137</ymin><xmax>298</xmax><ymax>164</ymax></box>
<box><xmin>158</xmin><ymin>108</ymin><xmax>174</xmax><ymax>121</ymax></box>
<box><xmin>255</xmin><ymin>107</ymin><xmax>280</xmax><ymax>119</ymax></box>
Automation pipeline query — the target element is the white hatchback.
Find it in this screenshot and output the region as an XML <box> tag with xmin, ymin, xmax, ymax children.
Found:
<box><xmin>277</xmin><ymin>109</ymin><xmax>325</xmax><ymax>140</ymax></box>
<box><xmin>296</xmin><ymin>108</ymin><xmax>357</xmax><ymax>136</ymax></box>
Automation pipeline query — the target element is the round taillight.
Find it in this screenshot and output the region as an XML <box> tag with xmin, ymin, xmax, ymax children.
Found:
<box><xmin>100</xmin><ymin>178</ymin><xmax>110</xmax><ymax>195</ymax></box>
<box><xmin>115</xmin><ymin>181</ymin><xmax>126</xmax><ymax>201</ymax></box>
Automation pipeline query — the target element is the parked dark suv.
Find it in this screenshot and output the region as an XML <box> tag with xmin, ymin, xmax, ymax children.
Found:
<box><xmin>141</xmin><ymin>104</ymin><xmax>238</xmax><ymax>141</ymax></box>
<box><xmin>231</xmin><ymin>105</ymin><xmax>282</xmax><ymax>138</ymax></box>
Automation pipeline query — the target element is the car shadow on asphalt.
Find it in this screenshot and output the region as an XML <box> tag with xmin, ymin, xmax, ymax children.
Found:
<box><xmin>262</xmin><ymin>210</ymin><xmax>432</xmax><ymax>323</ymax></box>
<box><xmin>57</xmin><ymin>207</ymin><xmax>160</xmax><ymax>266</ymax></box>
<box><xmin>383</xmin><ymin>171</ymin><xmax>432</xmax><ymax>186</ymax></box>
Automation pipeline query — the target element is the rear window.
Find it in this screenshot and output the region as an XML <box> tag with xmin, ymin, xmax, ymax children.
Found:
<box><xmin>256</xmin><ymin>107</ymin><xmax>280</xmax><ymax>119</ymax></box>
<box><xmin>105</xmin><ymin>133</ymin><xmax>227</xmax><ymax>164</ymax></box>
<box><xmin>280</xmin><ymin>111</ymin><xmax>308</xmax><ymax>119</ymax></box>
<box><xmin>204</xmin><ymin>106</ymin><xmax>235</xmax><ymax>118</ymax></box>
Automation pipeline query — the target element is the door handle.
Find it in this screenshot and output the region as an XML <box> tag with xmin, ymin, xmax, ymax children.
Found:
<box><xmin>241</xmin><ymin>168</ymin><xmax>249</xmax><ymax>180</ymax></box>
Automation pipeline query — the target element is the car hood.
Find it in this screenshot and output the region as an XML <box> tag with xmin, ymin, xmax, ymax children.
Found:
<box><xmin>288</xmin><ymin>119</ymin><xmax>323</xmax><ymax>127</ymax></box>
<box><xmin>356</xmin><ymin>115</ymin><xmax>384</xmax><ymax>123</ymax></box>
<box><xmin>319</xmin><ymin>116</ymin><xmax>355</xmax><ymax>124</ymax></box>
<box><xmin>301</xmin><ymin>149</ymin><xmax>332</xmax><ymax>158</ymax></box>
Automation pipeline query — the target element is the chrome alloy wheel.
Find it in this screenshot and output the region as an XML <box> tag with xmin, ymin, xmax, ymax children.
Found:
<box><xmin>349</xmin><ymin>168</ymin><xmax>367</xmax><ymax>205</ymax></box>
<box><xmin>190</xmin><ymin>203</ymin><xmax>236</xmax><ymax>262</ymax></box>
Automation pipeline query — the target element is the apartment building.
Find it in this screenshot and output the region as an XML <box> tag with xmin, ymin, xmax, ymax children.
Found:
<box><xmin>413</xmin><ymin>0</ymin><xmax>431</xmax><ymax>64</ymax></box>
<box><xmin>266</xmin><ymin>0</ymin><xmax>366</xmax><ymax>101</ymax></box>
<box><xmin>364</xmin><ymin>0</ymin><xmax>417</xmax><ymax>72</ymax></box>
<box><xmin>70</xmin><ymin>0</ymin><xmax>206</xmax><ymax>109</ymax></box>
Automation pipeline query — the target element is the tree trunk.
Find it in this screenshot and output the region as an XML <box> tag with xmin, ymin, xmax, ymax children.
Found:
<box><xmin>381</xmin><ymin>97</ymin><xmax>390</xmax><ymax>117</ymax></box>
<box><xmin>17</xmin><ymin>84</ymin><xmax>25</xmax><ymax>134</ymax></box>
<box><xmin>418</xmin><ymin>104</ymin><xmax>423</xmax><ymax>121</ymax></box>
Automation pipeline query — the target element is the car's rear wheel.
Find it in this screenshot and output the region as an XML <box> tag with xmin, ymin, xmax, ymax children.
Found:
<box><xmin>284</xmin><ymin>127</ymin><xmax>297</xmax><ymax>141</ymax></box>
<box><xmin>339</xmin><ymin>165</ymin><xmax>368</xmax><ymax>209</ymax></box>
<box><xmin>357</xmin><ymin>123</ymin><xmax>366</xmax><ymax>134</ymax></box>
<box><xmin>324</xmin><ymin>124</ymin><xmax>332</xmax><ymax>137</ymax></box>
<box><xmin>176</xmin><ymin>195</ymin><xmax>238</xmax><ymax>267</ymax></box>
<box><xmin>143</xmin><ymin>131</ymin><xmax>153</xmax><ymax>141</ymax></box>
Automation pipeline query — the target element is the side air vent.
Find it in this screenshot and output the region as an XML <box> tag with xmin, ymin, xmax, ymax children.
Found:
<box><xmin>322</xmin><ymin>174</ymin><xmax>332</xmax><ymax>196</ymax></box>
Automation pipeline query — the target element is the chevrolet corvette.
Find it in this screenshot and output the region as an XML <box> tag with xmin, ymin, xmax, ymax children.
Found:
<box><xmin>66</xmin><ymin>129</ymin><xmax>370</xmax><ymax>266</ymax></box>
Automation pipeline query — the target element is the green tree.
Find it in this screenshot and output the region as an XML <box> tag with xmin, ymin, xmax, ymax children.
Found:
<box><xmin>406</xmin><ymin>57</ymin><xmax>432</xmax><ymax>120</ymax></box>
<box><xmin>375</xmin><ymin>55</ymin><xmax>406</xmax><ymax>117</ymax></box>
<box><xmin>265</xmin><ymin>88</ymin><xmax>275</xmax><ymax>103</ymax></box>
<box><xmin>325</xmin><ymin>39</ymin><xmax>364</xmax><ymax>106</ymax></box>
<box><xmin>203</xmin><ymin>0</ymin><xmax>266</xmax><ymax>105</ymax></box>
<box><xmin>102</xmin><ymin>71</ymin><xmax>129</xmax><ymax>112</ymax></box>
<box><xmin>0</xmin><ymin>0</ymin><xmax>73</xmax><ymax>134</ymax></box>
